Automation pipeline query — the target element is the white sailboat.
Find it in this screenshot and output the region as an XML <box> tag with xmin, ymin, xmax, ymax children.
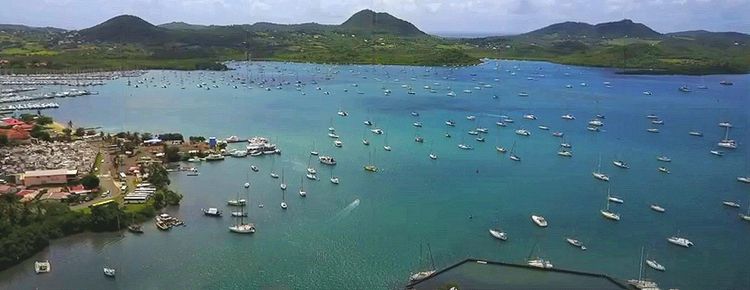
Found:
<box><xmin>593</xmin><ymin>155</ymin><xmax>609</xmax><ymax>181</ymax></box>
<box><xmin>739</xmin><ymin>201</ymin><xmax>750</xmax><ymax>222</ymax></box>
<box><xmin>299</xmin><ymin>176</ymin><xmax>307</xmax><ymax>197</ymax></box>
<box><xmin>628</xmin><ymin>247</ymin><xmax>660</xmax><ymax>289</ymax></box>
<box><xmin>509</xmin><ymin>141</ymin><xmax>521</xmax><ymax>161</ymax></box>
<box><xmin>409</xmin><ymin>243</ymin><xmax>436</xmax><ymax>282</ymax></box>
<box><xmin>383</xmin><ymin>133</ymin><xmax>392</xmax><ymax>151</ymax></box>
<box><xmin>601</xmin><ymin>186</ymin><xmax>621</xmax><ymax>221</ymax></box>
<box><xmin>280</xmin><ymin>168</ymin><xmax>287</xmax><ymax>190</ymax></box>
<box><xmin>229</xmin><ymin>182</ymin><xmax>256</xmax><ymax>234</ymax></box>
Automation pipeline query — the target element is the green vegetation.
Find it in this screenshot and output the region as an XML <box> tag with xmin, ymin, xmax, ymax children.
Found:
<box><xmin>1</xmin><ymin>13</ymin><xmax>747</xmax><ymax>74</ymax></box>
<box><xmin>79</xmin><ymin>174</ymin><xmax>100</xmax><ymax>190</ymax></box>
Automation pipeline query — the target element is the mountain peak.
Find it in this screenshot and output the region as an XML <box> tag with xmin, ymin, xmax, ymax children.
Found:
<box><xmin>79</xmin><ymin>15</ymin><xmax>165</xmax><ymax>43</ymax></box>
<box><xmin>340</xmin><ymin>9</ymin><xmax>425</xmax><ymax>36</ymax></box>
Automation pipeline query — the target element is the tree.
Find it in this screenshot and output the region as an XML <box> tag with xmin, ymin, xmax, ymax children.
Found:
<box><xmin>35</xmin><ymin>116</ymin><xmax>53</xmax><ymax>125</ymax></box>
<box><xmin>89</xmin><ymin>203</ymin><xmax>124</xmax><ymax>232</ymax></box>
<box><xmin>147</xmin><ymin>163</ymin><xmax>170</xmax><ymax>188</ymax></box>
<box><xmin>79</xmin><ymin>174</ymin><xmax>100</xmax><ymax>190</ymax></box>
<box><xmin>164</xmin><ymin>146</ymin><xmax>181</xmax><ymax>162</ymax></box>
<box><xmin>74</xmin><ymin>127</ymin><xmax>85</xmax><ymax>137</ymax></box>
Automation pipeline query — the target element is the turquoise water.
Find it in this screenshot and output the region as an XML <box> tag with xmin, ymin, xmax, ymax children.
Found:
<box><xmin>1</xmin><ymin>60</ymin><xmax>748</xmax><ymax>289</ymax></box>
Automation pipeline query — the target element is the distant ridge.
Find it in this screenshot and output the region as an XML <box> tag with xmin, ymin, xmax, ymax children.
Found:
<box><xmin>79</xmin><ymin>15</ymin><xmax>166</xmax><ymax>43</ymax></box>
<box><xmin>524</xmin><ymin>19</ymin><xmax>662</xmax><ymax>39</ymax></box>
<box><xmin>340</xmin><ymin>9</ymin><xmax>426</xmax><ymax>36</ymax></box>
<box><xmin>158</xmin><ymin>22</ymin><xmax>209</xmax><ymax>30</ymax></box>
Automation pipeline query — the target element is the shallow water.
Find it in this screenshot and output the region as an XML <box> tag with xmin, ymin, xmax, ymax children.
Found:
<box><xmin>1</xmin><ymin>60</ymin><xmax>748</xmax><ymax>289</ymax></box>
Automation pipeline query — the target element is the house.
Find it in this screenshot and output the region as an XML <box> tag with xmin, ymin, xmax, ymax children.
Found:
<box><xmin>22</xmin><ymin>169</ymin><xmax>78</xmax><ymax>187</ymax></box>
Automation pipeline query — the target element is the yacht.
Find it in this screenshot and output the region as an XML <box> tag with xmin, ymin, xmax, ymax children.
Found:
<box><xmin>527</xmin><ymin>258</ymin><xmax>553</xmax><ymax>269</ymax></box>
<box><xmin>205</xmin><ymin>153</ymin><xmax>225</xmax><ymax>161</ymax></box>
<box><xmin>334</xmin><ymin>140</ymin><xmax>343</xmax><ymax>147</ymax></box>
<box><xmin>489</xmin><ymin>229</ymin><xmax>508</xmax><ymax>241</ymax></box>
<box><xmin>531</xmin><ymin>215</ymin><xmax>548</xmax><ymax>227</ymax></box>
<box><xmin>227</xmin><ymin>199</ymin><xmax>247</xmax><ymax>206</ymax></box>
<box><xmin>328</xmin><ymin>133</ymin><xmax>340</xmax><ymax>138</ymax></box>
<box><xmin>35</xmin><ymin>260</ymin><xmax>51</xmax><ymax>274</ymax></box>
<box><xmin>518</xmin><ymin>92</ymin><xmax>529</xmax><ymax>97</ymax></box>
<box><xmin>710</xmin><ymin>150</ymin><xmax>723</xmax><ymax>156</ymax></box>
<box><xmin>566</xmin><ymin>238</ymin><xmax>586</xmax><ymax>250</ymax></box>
<box><xmin>280</xmin><ymin>169</ymin><xmax>287</xmax><ymax>190</ymax></box>
<box><xmin>651</xmin><ymin>119</ymin><xmax>664</xmax><ymax>125</ymax></box>
<box><xmin>306</xmin><ymin>173</ymin><xmax>317</xmax><ymax>180</ymax></box>
<box><xmin>656</xmin><ymin>156</ymin><xmax>671</xmax><ymax>162</ymax></box>
<box><xmin>413</xmin><ymin>122</ymin><xmax>423</xmax><ymax>128</ymax></box>
<box><xmin>250</xmin><ymin>165</ymin><xmax>259</xmax><ymax>172</ymax></box>
<box><xmin>362</xmin><ymin>138</ymin><xmax>370</xmax><ymax>146</ymax></box>
<box><xmin>658</xmin><ymin>167</ymin><xmax>670</xmax><ymax>174</ymax></box>
<box><xmin>496</xmin><ymin>146</ymin><xmax>507</xmax><ymax>153</ymax></box>
<box><xmin>411</xmin><ymin>111</ymin><xmax>420</xmax><ymax>117</ymax></box>
<box><xmin>415</xmin><ymin>136</ymin><xmax>425</xmax><ymax>143</ymax></box>
<box><xmin>445</xmin><ymin>120</ymin><xmax>456</xmax><ymax>127</ymax></box>
<box><xmin>689</xmin><ymin>131</ymin><xmax>703</xmax><ymax>136</ymax></box>
<box><xmin>561</xmin><ymin>114</ymin><xmax>575</xmax><ymax>120</ymax></box>
<box><xmin>475</xmin><ymin>136</ymin><xmax>485</xmax><ymax>142</ymax></box>
<box><xmin>667</xmin><ymin>236</ymin><xmax>694</xmax><ymax>248</ymax></box>
<box><xmin>458</xmin><ymin>144</ymin><xmax>473</xmax><ymax>150</ymax></box>
<box><xmin>647</xmin><ymin>128</ymin><xmax>659</xmax><ymax>133</ymax></box>
<box><xmin>719</xmin><ymin>122</ymin><xmax>733</xmax><ymax>128</ymax></box>
<box><xmin>552</xmin><ymin>131</ymin><xmax>564</xmax><ymax>137</ymax></box>
<box><xmin>229</xmin><ymin>223</ymin><xmax>256</xmax><ymax>234</ymax></box>
<box><xmin>496</xmin><ymin>121</ymin><xmax>507</xmax><ymax>127</ymax></box>
<box><xmin>330</xmin><ymin>176</ymin><xmax>340</xmax><ymax>184</ymax></box>
<box><xmin>586</xmin><ymin>126</ymin><xmax>600</xmax><ymax>132</ymax></box>
<box><xmin>299</xmin><ymin>177</ymin><xmax>307</xmax><ymax>197</ymax></box>
<box><xmin>628</xmin><ymin>248</ymin><xmax>659</xmax><ymax>290</ymax></box>
<box><xmin>515</xmin><ymin>129</ymin><xmax>531</xmax><ymax>136</ymax></box>
<box><xmin>588</xmin><ymin>119</ymin><xmax>604</xmax><ymax>127</ymax></box>
<box><xmin>466</xmin><ymin>115</ymin><xmax>476</xmax><ymax>120</ymax></box>
<box><xmin>370</xmin><ymin>128</ymin><xmax>383</xmax><ymax>135</ymax></box>
<box><xmin>608</xmin><ymin>195</ymin><xmax>624</xmax><ymax>204</ymax></box>
<box><xmin>103</xmin><ymin>267</ymin><xmax>116</xmax><ymax>277</ymax></box>
<box><xmin>319</xmin><ymin>155</ymin><xmax>337</xmax><ymax>165</ymax></box>
<box><xmin>650</xmin><ymin>204</ymin><xmax>666</xmax><ymax>213</ymax></box>
<box><xmin>467</xmin><ymin>130</ymin><xmax>479</xmax><ymax>135</ymax></box>
<box><xmin>429</xmin><ymin>153</ymin><xmax>438</xmax><ymax>160</ymax></box>
<box><xmin>613</xmin><ymin>160</ymin><xmax>629</xmax><ymax>169</ymax></box>
<box><xmin>718</xmin><ymin>127</ymin><xmax>738</xmax><ymax>149</ymax></box>
<box><xmin>538</xmin><ymin>125</ymin><xmax>549</xmax><ymax>130</ymax></box>
<box><xmin>202</xmin><ymin>208</ymin><xmax>222</xmax><ymax>217</ymax></box>
<box><xmin>523</xmin><ymin>114</ymin><xmax>537</xmax><ymax>120</ymax></box>
<box><xmin>740</xmin><ymin>203</ymin><xmax>750</xmax><ymax>221</ymax></box>
<box><xmin>270</xmin><ymin>172</ymin><xmax>279</xmax><ymax>179</ymax></box>
<box><xmin>557</xmin><ymin>149</ymin><xmax>573</xmax><ymax>157</ymax></box>
<box><xmin>722</xmin><ymin>201</ymin><xmax>741</xmax><ymax>208</ymax></box>
<box><xmin>337</xmin><ymin>110</ymin><xmax>348</xmax><ymax>117</ymax></box>
<box><xmin>363</xmin><ymin>120</ymin><xmax>373</xmax><ymax>126</ymax></box>
<box><xmin>737</xmin><ymin>176</ymin><xmax>750</xmax><ymax>183</ymax></box>
<box><xmin>601</xmin><ymin>187</ymin><xmax>620</xmax><ymax>221</ymax></box>
<box><xmin>646</xmin><ymin>259</ymin><xmax>666</xmax><ymax>272</ymax></box>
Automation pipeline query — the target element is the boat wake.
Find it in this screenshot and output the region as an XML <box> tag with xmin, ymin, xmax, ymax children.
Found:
<box><xmin>330</xmin><ymin>199</ymin><xmax>361</xmax><ymax>222</ymax></box>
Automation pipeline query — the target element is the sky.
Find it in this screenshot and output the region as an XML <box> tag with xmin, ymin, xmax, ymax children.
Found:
<box><xmin>0</xmin><ymin>0</ymin><xmax>748</xmax><ymax>35</ymax></box>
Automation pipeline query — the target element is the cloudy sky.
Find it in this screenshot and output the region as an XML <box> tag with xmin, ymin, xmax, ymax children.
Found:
<box><xmin>1</xmin><ymin>0</ymin><xmax>747</xmax><ymax>35</ymax></box>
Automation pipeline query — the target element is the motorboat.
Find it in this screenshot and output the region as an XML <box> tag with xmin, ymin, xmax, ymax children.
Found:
<box><xmin>363</xmin><ymin>120</ymin><xmax>373</xmax><ymax>126</ymax></box>
<box><xmin>227</xmin><ymin>199</ymin><xmax>247</xmax><ymax>206</ymax></box>
<box><xmin>588</xmin><ymin>119</ymin><xmax>604</xmax><ymax>126</ymax></box>
<box><xmin>689</xmin><ymin>131</ymin><xmax>703</xmax><ymax>136</ymax></box>
<box><xmin>538</xmin><ymin>125</ymin><xmax>549</xmax><ymax>130</ymax></box>
<box><xmin>445</xmin><ymin>120</ymin><xmax>456</xmax><ymax>126</ymax></box>
<box><xmin>561</xmin><ymin>114</ymin><xmax>575</xmax><ymax>120</ymax></box>
<box><xmin>523</xmin><ymin>114</ymin><xmax>536</xmax><ymax>120</ymax></box>
<box><xmin>656</xmin><ymin>156</ymin><xmax>671</xmax><ymax>162</ymax></box>
<box><xmin>710</xmin><ymin>150</ymin><xmax>723</xmax><ymax>156</ymax></box>
<box><xmin>411</xmin><ymin>111</ymin><xmax>420</xmax><ymax>117</ymax></box>
<box><xmin>328</xmin><ymin>133</ymin><xmax>340</xmax><ymax>138</ymax></box>
<box><xmin>515</xmin><ymin>129</ymin><xmax>531</xmax><ymax>136</ymax></box>
<box><xmin>127</xmin><ymin>224</ymin><xmax>144</xmax><ymax>233</ymax></box>
<box><xmin>370</xmin><ymin>128</ymin><xmax>384</xmax><ymax>135</ymax></box>
<box><xmin>334</xmin><ymin>140</ymin><xmax>343</xmax><ymax>147</ymax></box>
<box><xmin>613</xmin><ymin>160</ymin><xmax>629</xmax><ymax>169</ymax></box>
<box><xmin>646</xmin><ymin>259</ymin><xmax>665</xmax><ymax>271</ymax></box>
<box><xmin>384</xmin><ymin>145</ymin><xmax>392</xmax><ymax>151</ymax></box>
<box><xmin>496</xmin><ymin>146</ymin><xmax>507</xmax><ymax>153</ymax></box>
<box><xmin>527</xmin><ymin>258</ymin><xmax>553</xmax><ymax>269</ymax></box>
<box><xmin>337</xmin><ymin>110</ymin><xmax>348</xmax><ymax>117</ymax></box>
<box><xmin>415</xmin><ymin>136</ymin><xmax>425</xmax><ymax>143</ymax></box>
<box><xmin>737</xmin><ymin>176</ymin><xmax>750</xmax><ymax>183</ymax></box>
<box><xmin>667</xmin><ymin>236</ymin><xmax>693</xmax><ymax>248</ymax></box>
<box><xmin>103</xmin><ymin>267</ymin><xmax>116</xmax><ymax>277</ymax></box>
<box><xmin>586</xmin><ymin>126</ymin><xmax>600</xmax><ymax>132</ymax></box>
<box><xmin>593</xmin><ymin>172</ymin><xmax>610</xmax><ymax>182</ymax></box>
<box><xmin>475</xmin><ymin>136</ymin><xmax>485</xmax><ymax>142</ymax></box>
<box><xmin>364</xmin><ymin>164</ymin><xmax>378</xmax><ymax>172</ymax></box>
<box><xmin>566</xmin><ymin>238</ymin><xmax>586</xmax><ymax>250</ymax></box>
<box><xmin>466</xmin><ymin>115</ymin><xmax>476</xmax><ymax>120</ymax></box>
<box><xmin>362</xmin><ymin>139</ymin><xmax>370</xmax><ymax>145</ymax></box>
<box><xmin>489</xmin><ymin>229</ymin><xmax>508</xmax><ymax>241</ymax></box>
<box><xmin>429</xmin><ymin>153</ymin><xmax>437</xmax><ymax>160</ymax></box>
<box><xmin>319</xmin><ymin>156</ymin><xmax>337</xmax><ymax>165</ymax></box>
<box><xmin>413</xmin><ymin>122</ymin><xmax>423</xmax><ymax>128</ymax></box>
<box><xmin>409</xmin><ymin>270</ymin><xmax>436</xmax><ymax>282</ymax></box>
<box><xmin>531</xmin><ymin>215</ymin><xmax>548</xmax><ymax>227</ymax></box>
<box><xmin>552</xmin><ymin>132</ymin><xmax>564</xmax><ymax>137</ymax></box>
<box><xmin>229</xmin><ymin>223</ymin><xmax>256</xmax><ymax>234</ymax></box>
<box><xmin>467</xmin><ymin>130</ymin><xmax>479</xmax><ymax>135</ymax></box>
<box><xmin>330</xmin><ymin>177</ymin><xmax>340</xmax><ymax>184</ymax></box>
<box><xmin>647</xmin><ymin>128</ymin><xmax>659</xmax><ymax>133</ymax></box>
<box><xmin>476</xmin><ymin>127</ymin><xmax>489</xmax><ymax>134</ymax></box>
<box><xmin>35</xmin><ymin>260</ymin><xmax>51</xmax><ymax>274</ymax></box>
<box><xmin>650</xmin><ymin>204</ymin><xmax>666</xmax><ymax>213</ymax></box>
<box><xmin>608</xmin><ymin>196</ymin><xmax>624</xmax><ymax>204</ymax></box>
<box><xmin>250</xmin><ymin>165</ymin><xmax>259</xmax><ymax>172</ymax></box>
<box><xmin>306</xmin><ymin>173</ymin><xmax>317</xmax><ymax>180</ymax></box>
<box><xmin>270</xmin><ymin>172</ymin><xmax>279</xmax><ymax>178</ymax></box>
<box><xmin>658</xmin><ymin>167</ymin><xmax>670</xmax><ymax>174</ymax></box>
<box><xmin>202</xmin><ymin>208</ymin><xmax>222</xmax><ymax>217</ymax></box>
<box><xmin>722</xmin><ymin>201</ymin><xmax>741</xmax><ymax>208</ymax></box>
<box><xmin>458</xmin><ymin>144</ymin><xmax>473</xmax><ymax>150</ymax></box>
<box><xmin>719</xmin><ymin>122</ymin><xmax>732</xmax><ymax>128</ymax></box>
<box><xmin>496</xmin><ymin>121</ymin><xmax>507</xmax><ymax>127</ymax></box>
<box><xmin>651</xmin><ymin>119</ymin><xmax>664</xmax><ymax>125</ymax></box>
<box><xmin>557</xmin><ymin>150</ymin><xmax>572</xmax><ymax>157</ymax></box>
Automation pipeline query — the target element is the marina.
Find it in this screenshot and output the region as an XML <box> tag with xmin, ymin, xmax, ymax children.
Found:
<box><xmin>0</xmin><ymin>60</ymin><xmax>748</xmax><ymax>289</ymax></box>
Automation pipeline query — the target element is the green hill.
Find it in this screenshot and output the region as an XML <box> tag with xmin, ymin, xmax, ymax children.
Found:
<box><xmin>340</xmin><ymin>9</ymin><xmax>426</xmax><ymax>36</ymax></box>
<box><xmin>158</xmin><ymin>22</ymin><xmax>209</xmax><ymax>30</ymax></box>
<box><xmin>79</xmin><ymin>15</ymin><xmax>166</xmax><ymax>43</ymax></box>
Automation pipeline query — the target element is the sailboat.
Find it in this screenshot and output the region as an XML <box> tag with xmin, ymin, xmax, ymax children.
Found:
<box><xmin>509</xmin><ymin>141</ymin><xmax>520</xmax><ymax>161</ymax></box>
<box><xmin>489</xmin><ymin>216</ymin><xmax>508</xmax><ymax>241</ymax></box>
<box><xmin>628</xmin><ymin>247</ymin><xmax>659</xmax><ymax>289</ymax></box>
<box><xmin>227</xmin><ymin>190</ymin><xmax>247</xmax><ymax>206</ymax></box>
<box><xmin>330</xmin><ymin>168</ymin><xmax>340</xmax><ymax>184</ymax></box>
<box><xmin>739</xmin><ymin>201</ymin><xmax>750</xmax><ymax>222</ymax></box>
<box><xmin>310</xmin><ymin>141</ymin><xmax>319</xmax><ymax>156</ymax></box>
<box><xmin>383</xmin><ymin>132</ymin><xmax>392</xmax><ymax>151</ymax></box>
<box><xmin>364</xmin><ymin>149</ymin><xmax>378</xmax><ymax>172</ymax></box>
<box><xmin>717</xmin><ymin>126</ymin><xmax>738</xmax><ymax>149</ymax></box>
<box><xmin>601</xmin><ymin>186</ymin><xmax>621</xmax><ymax>221</ymax></box>
<box><xmin>306</xmin><ymin>156</ymin><xmax>317</xmax><ymax>175</ymax></box>
<box><xmin>270</xmin><ymin>156</ymin><xmax>279</xmax><ymax>178</ymax></box>
<box><xmin>280</xmin><ymin>168</ymin><xmax>287</xmax><ymax>190</ymax></box>
<box><xmin>557</xmin><ymin>144</ymin><xmax>572</xmax><ymax>157</ymax></box>
<box><xmin>409</xmin><ymin>243</ymin><xmax>436</xmax><ymax>282</ymax></box>
<box><xmin>592</xmin><ymin>155</ymin><xmax>610</xmax><ymax>181</ymax></box>
<box><xmin>429</xmin><ymin>143</ymin><xmax>437</xmax><ymax>160</ymax></box>
<box><xmin>527</xmin><ymin>243</ymin><xmax>553</xmax><ymax>269</ymax></box>
<box><xmin>299</xmin><ymin>176</ymin><xmax>307</xmax><ymax>197</ymax></box>
<box><xmin>229</xmin><ymin>183</ymin><xmax>256</xmax><ymax>233</ymax></box>
<box><xmin>280</xmin><ymin>187</ymin><xmax>288</xmax><ymax>210</ymax></box>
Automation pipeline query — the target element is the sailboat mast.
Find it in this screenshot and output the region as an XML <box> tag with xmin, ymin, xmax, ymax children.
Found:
<box><xmin>427</xmin><ymin>243</ymin><xmax>436</xmax><ymax>270</ymax></box>
<box><xmin>638</xmin><ymin>247</ymin><xmax>645</xmax><ymax>280</ymax></box>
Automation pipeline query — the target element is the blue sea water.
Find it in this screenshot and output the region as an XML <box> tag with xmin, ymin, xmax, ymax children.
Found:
<box><xmin>0</xmin><ymin>60</ymin><xmax>748</xmax><ymax>289</ymax></box>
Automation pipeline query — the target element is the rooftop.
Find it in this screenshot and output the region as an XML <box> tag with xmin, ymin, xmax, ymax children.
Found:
<box><xmin>407</xmin><ymin>258</ymin><xmax>631</xmax><ymax>290</ymax></box>
<box><xmin>24</xmin><ymin>169</ymin><xmax>78</xmax><ymax>177</ymax></box>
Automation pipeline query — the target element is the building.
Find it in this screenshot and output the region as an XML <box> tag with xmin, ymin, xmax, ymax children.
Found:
<box><xmin>22</xmin><ymin>169</ymin><xmax>78</xmax><ymax>187</ymax></box>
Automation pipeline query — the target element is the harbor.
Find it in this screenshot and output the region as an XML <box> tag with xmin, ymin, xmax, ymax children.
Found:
<box><xmin>0</xmin><ymin>60</ymin><xmax>748</xmax><ymax>289</ymax></box>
